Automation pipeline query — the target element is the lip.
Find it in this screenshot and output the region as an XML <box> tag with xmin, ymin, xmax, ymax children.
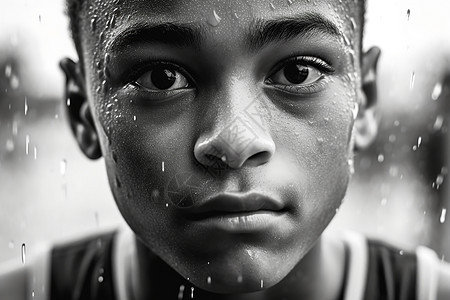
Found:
<box><xmin>183</xmin><ymin>193</ymin><xmax>287</xmax><ymax>233</ymax></box>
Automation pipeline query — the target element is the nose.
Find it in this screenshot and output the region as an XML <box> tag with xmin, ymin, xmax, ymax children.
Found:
<box><xmin>194</xmin><ymin>115</ymin><xmax>276</xmax><ymax>169</ymax></box>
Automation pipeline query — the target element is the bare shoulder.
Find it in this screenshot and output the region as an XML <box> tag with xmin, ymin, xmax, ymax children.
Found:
<box><xmin>437</xmin><ymin>259</ymin><xmax>450</xmax><ymax>300</ymax></box>
<box><xmin>0</xmin><ymin>262</ymin><xmax>28</xmax><ymax>300</ymax></box>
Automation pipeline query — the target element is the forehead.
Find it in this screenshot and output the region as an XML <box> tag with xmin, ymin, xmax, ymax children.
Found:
<box><xmin>81</xmin><ymin>0</ymin><xmax>361</xmax><ymax>44</ymax></box>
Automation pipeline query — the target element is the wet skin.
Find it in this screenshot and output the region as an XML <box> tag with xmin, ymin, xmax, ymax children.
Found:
<box><xmin>66</xmin><ymin>0</ymin><xmax>376</xmax><ymax>298</ymax></box>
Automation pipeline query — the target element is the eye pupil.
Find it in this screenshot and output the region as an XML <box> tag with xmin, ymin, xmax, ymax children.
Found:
<box><xmin>284</xmin><ymin>64</ymin><xmax>309</xmax><ymax>84</ymax></box>
<box><xmin>151</xmin><ymin>67</ymin><xmax>177</xmax><ymax>90</ymax></box>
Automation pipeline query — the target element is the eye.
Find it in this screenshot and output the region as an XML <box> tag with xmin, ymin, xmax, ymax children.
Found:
<box><xmin>134</xmin><ymin>66</ymin><xmax>191</xmax><ymax>91</ymax></box>
<box><xmin>265</xmin><ymin>56</ymin><xmax>335</xmax><ymax>95</ymax></box>
<box><xmin>269</xmin><ymin>62</ymin><xmax>323</xmax><ymax>86</ymax></box>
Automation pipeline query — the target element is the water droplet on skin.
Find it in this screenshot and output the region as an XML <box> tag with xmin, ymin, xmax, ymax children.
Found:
<box><xmin>237</xmin><ymin>275</ymin><xmax>243</xmax><ymax>283</ymax></box>
<box><xmin>6</xmin><ymin>139</ymin><xmax>14</xmax><ymax>152</ymax></box>
<box><xmin>162</xmin><ymin>161</ymin><xmax>165</xmax><ymax>172</ymax></box>
<box><xmin>269</xmin><ymin>3</ymin><xmax>276</xmax><ymax>10</ymax></box>
<box><xmin>90</xmin><ymin>16</ymin><xmax>97</xmax><ymax>32</ymax></box>
<box><xmin>207</xmin><ymin>10</ymin><xmax>222</xmax><ymax>27</ymax></box>
<box><xmin>34</xmin><ymin>147</ymin><xmax>37</xmax><ymax>160</ymax></box>
<box><xmin>21</xmin><ymin>243</ymin><xmax>26</xmax><ymax>264</ymax></box>
<box><xmin>133</xmin><ymin>115</ymin><xmax>137</xmax><ymax>121</ymax></box>
<box><xmin>115</xmin><ymin>177</ymin><xmax>122</xmax><ymax>188</ymax></box>
<box><xmin>191</xmin><ymin>287</ymin><xmax>195</xmax><ymax>298</ymax></box>
<box><xmin>260</xmin><ymin>279</ymin><xmax>264</xmax><ymax>288</ymax></box>
<box><xmin>112</xmin><ymin>151</ymin><xmax>118</xmax><ymax>163</ymax></box>
<box><xmin>98</xmin><ymin>276</ymin><xmax>104</xmax><ymax>283</ymax></box>
<box><xmin>32</xmin><ymin>290</ymin><xmax>35</xmax><ymax>298</ymax></box>
<box><xmin>417</xmin><ymin>136</ymin><xmax>422</xmax><ymax>148</ymax></box>
<box><xmin>381</xmin><ymin>198</ymin><xmax>388</xmax><ymax>206</ymax></box>
<box><xmin>440</xmin><ymin>208</ymin><xmax>447</xmax><ymax>223</ymax></box>
<box><xmin>350</xmin><ymin>18</ymin><xmax>357</xmax><ymax>31</ymax></box>
<box><xmin>351</xmin><ymin>102</ymin><xmax>359</xmax><ymax>119</ymax></box>
<box><xmin>377</xmin><ymin>154</ymin><xmax>384</xmax><ymax>163</ymax></box>
<box><xmin>432</xmin><ymin>82</ymin><xmax>442</xmax><ymax>101</ymax></box>
<box><xmin>287</xmin><ymin>0</ymin><xmax>293</xmax><ymax>5</ymax></box>
<box><xmin>410</xmin><ymin>72</ymin><xmax>415</xmax><ymax>90</ymax></box>
<box><xmin>207</xmin><ymin>276</ymin><xmax>212</xmax><ymax>284</ymax></box>
<box><xmin>406</xmin><ymin>9</ymin><xmax>411</xmax><ymax>21</ymax></box>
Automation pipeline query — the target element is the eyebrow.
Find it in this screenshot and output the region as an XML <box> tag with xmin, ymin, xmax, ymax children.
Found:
<box><xmin>246</xmin><ymin>13</ymin><xmax>341</xmax><ymax>51</ymax></box>
<box><xmin>108</xmin><ymin>22</ymin><xmax>204</xmax><ymax>53</ymax></box>
<box><xmin>108</xmin><ymin>13</ymin><xmax>341</xmax><ymax>54</ymax></box>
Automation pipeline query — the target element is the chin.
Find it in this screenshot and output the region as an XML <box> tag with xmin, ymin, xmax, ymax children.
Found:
<box><xmin>173</xmin><ymin>251</ymin><xmax>294</xmax><ymax>294</ymax></box>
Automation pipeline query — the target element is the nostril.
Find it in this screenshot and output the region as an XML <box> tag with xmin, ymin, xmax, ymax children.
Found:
<box><xmin>247</xmin><ymin>151</ymin><xmax>271</xmax><ymax>165</ymax></box>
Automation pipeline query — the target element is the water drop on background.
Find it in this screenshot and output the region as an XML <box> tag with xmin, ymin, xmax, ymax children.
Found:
<box><xmin>433</xmin><ymin>115</ymin><xmax>444</xmax><ymax>131</ymax></box>
<box><xmin>24</xmin><ymin>97</ymin><xmax>28</xmax><ymax>116</ymax></box>
<box><xmin>410</xmin><ymin>72</ymin><xmax>415</xmax><ymax>90</ymax></box>
<box><xmin>178</xmin><ymin>285</ymin><xmax>185</xmax><ymax>300</ymax></box>
<box><xmin>21</xmin><ymin>243</ymin><xmax>26</xmax><ymax>264</ymax></box>
<box><xmin>25</xmin><ymin>135</ymin><xmax>30</xmax><ymax>155</ymax></box>
<box><xmin>432</xmin><ymin>82</ymin><xmax>442</xmax><ymax>101</ymax></box>
<box><xmin>440</xmin><ymin>209</ymin><xmax>447</xmax><ymax>224</ymax></box>
<box><xmin>60</xmin><ymin>159</ymin><xmax>67</xmax><ymax>176</ymax></box>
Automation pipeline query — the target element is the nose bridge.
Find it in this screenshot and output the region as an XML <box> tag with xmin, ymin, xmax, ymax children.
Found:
<box><xmin>194</xmin><ymin>79</ymin><xmax>275</xmax><ymax>169</ymax></box>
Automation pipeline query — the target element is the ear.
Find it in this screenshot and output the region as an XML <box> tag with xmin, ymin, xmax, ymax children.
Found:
<box><xmin>60</xmin><ymin>58</ymin><xmax>102</xmax><ymax>159</ymax></box>
<box><xmin>354</xmin><ymin>47</ymin><xmax>381</xmax><ymax>150</ymax></box>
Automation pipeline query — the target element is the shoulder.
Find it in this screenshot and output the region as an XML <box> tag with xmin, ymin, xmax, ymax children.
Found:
<box><xmin>0</xmin><ymin>229</ymin><xmax>119</xmax><ymax>300</ymax></box>
<box><xmin>329</xmin><ymin>230</ymin><xmax>450</xmax><ymax>300</ymax></box>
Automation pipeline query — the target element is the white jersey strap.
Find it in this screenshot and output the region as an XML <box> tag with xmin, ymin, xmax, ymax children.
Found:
<box><xmin>416</xmin><ymin>246</ymin><xmax>439</xmax><ymax>300</ymax></box>
<box><xmin>113</xmin><ymin>226</ymin><xmax>136</xmax><ymax>300</ymax></box>
<box><xmin>27</xmin><ymin>243</ymin><xmax>52</xmax><ymax>300</ymax></box>
<box><xmin>340</xmin><ymin>232</ymin><xmax>369</xmax><ymax>300</ymax></box>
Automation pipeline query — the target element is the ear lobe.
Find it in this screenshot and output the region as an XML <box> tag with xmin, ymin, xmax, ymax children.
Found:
<box><xmin>354</xmin><ymin>47</ymin><xmax>381</xmax><ymax>151</ymax></box>
<box><xmin>60</xmin><ymin>58</ymin><xmax>102</xmax><ymax>159</ymax></box>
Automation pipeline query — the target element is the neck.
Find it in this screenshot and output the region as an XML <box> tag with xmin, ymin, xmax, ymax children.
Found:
<box><xmin>130</xmin><ymin>235</ymin><xmax>346</xmax><ymax>300</ymax></box>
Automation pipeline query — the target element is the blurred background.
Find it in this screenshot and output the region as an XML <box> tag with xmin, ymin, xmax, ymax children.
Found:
<box><xmin>1</xmin><ymin>0</ymin><xmax>450</xmax><ymax>264</ymax></box>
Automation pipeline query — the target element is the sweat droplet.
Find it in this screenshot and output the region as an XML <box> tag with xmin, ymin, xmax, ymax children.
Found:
<box><xmin>90</xmin><ymin>16</ymin><xmax>97</xmax><ymax>32</ymax></box>
<box><xmin>432</xmin><ymin>82</ymin><xmax>442</xmax><ymax>101</ymax></box>
<box><xmin>440</xmin><ymin>209</ymin><xmax>447</xmax><ymax>223</ymax></box>
<box><xmin>207</xmin><ymin>10</ymin><xmax>221</xmax><ymax>27</ymax></box>
<box><xmin>260</xmin><ymin>279</ymin><xmax>264</xmax><ymax>288</ymax></box>
<box><xmin>162</xmin><ymin>161</ymin><xmax>165</xmax><ymax>172</ymax></box>
<box><xmin>21</xmin><ymin>243</ymin><xmax>26</xmax><ymax>264</ymax></box>
<box><xmin>191</xmin><ymin>287</ymin><xmax>194</xmax><ymax>298</ymax></box>
<box><xmin>207</xmin><ymin>276</ymin><xmax>212</xmax><ymax>284</ymax></box>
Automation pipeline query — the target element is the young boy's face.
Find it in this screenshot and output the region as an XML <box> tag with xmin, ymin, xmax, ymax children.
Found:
<box><xmin>67</xmin><ymin>0</ymin><xmax>377</xmax><ymax>293</ymax></box>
